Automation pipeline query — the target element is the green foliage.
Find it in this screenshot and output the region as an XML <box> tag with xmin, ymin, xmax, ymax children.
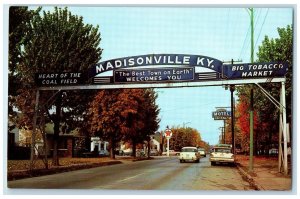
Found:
<box><xmin>12</xmin><ymin>7</ymin><xmax>102</xmax><ymax>129</ymax></box>
<box><xmin>10</xmin><ymin>7</ymin><xmax>102</xmax><ymax>165</ymax></box>
<box><xmin>235</xmin><ymin>25</ymin><xmax>293</xmax><ymax>153</ymax></box>
<box><xmin>8</xmin><ymin>6</ymin><xmax>41</xmax><ymax>131</ymax></box>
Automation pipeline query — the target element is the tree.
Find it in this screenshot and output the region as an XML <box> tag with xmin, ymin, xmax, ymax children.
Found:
<box><xmin>169</xmin><ymin>127</ymin><xmax>203</xmax><ymax>151</ymax></box>
<box><xmin>139</xmin><ymin>89</ymin><xmax>160</xmax><ymax>157</ymax></box>
<box><xmin>235</xmin><ymin>96</ymin><xmax>259</xmax><ymax>154</ymax></box>
<box><xmin>88</xmin><ymin>89</ymin><xmax>160</xmax><ymax>158</ymax></box>
<box><xmin>13</xmin><ymin>7</ymin><xmax>102</xmax><ymax>166</ymax></box>
<box><xmin>236</xmin><ymin>25</ymin><xmax>293</xmax><ymax>154</ymax></box>
<box><xmin>8</xmin><ymin>6</ymin><xmax>41</xmax><ymax>131</ymax></box>
<box><xmin>115</xmin><ymin>89</ymin><xmax>146</xmax><ymax>158</ymax></box>
<box><xmin>88</xmin><ymin>89</ymin><xmax>124</xmax><ymax>159</ymax></box>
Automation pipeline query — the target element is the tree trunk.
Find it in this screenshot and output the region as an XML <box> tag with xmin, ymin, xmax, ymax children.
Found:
<box><xmin>52</xmin><ymin>93</ymin><xmax>62</xmax><ymax>166</ymax></box>
<box><xmin>147</xmin><ymin>140</ymin><xmax>151</xmax><ymax>157</ymax></box>
<box><xmin>110</xmin><ymin>138</ymin><xmax>115</xmax><ymax>159</ymax></box>
<box><xmin>132</xmin><ymin>139</ymin><xmax>136</xmax><ymax>158</ymax></box>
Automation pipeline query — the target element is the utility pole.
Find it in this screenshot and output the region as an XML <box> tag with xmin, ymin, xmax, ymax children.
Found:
<box><xmin>249</xmin><ymin>7</ymin><xmax>254</xmax><ymax>172</ymax></box>
<box><xmin>223</xmin><ymin>59</ymin><xmax>241</xmax><ymax>154</ymax></box>
<box><xmin>230</xmin><ymin>84</ymin><xmax>235</xmax><ymax>154</ymax></box>
<box><xmin>215</xmin><ymin>106</ymin><xmax>231</xmax><ymax>145</ymax></box>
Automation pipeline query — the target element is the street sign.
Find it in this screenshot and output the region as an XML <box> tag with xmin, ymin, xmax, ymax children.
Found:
<box><xmin>212</xmin><ymin>109</ymin><xmax>231</xmax><ymax>120</ymax></box>
<box><xmin>165</xmin><ymin>128</ymin><xmax>173</xmax><ymax>138</ymax></box>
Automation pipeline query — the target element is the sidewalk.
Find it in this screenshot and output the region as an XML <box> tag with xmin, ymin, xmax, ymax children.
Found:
<box><xmin>235</xmin><ymin>155</ymin><xmax>292</xmax><ymax>191</ymax></box>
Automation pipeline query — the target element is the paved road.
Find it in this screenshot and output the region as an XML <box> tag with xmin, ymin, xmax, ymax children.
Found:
<box><xmin>8</xmin><ymin>156</ymin><xmax>253</xmax><ymax>191</ymax></box>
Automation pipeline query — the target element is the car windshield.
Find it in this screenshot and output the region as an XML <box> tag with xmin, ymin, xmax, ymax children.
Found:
<box><xmin>182</xmin><ymin>148</ymin><xmax>197</xmax><ymax>152</ymax></box>
<box><xmin>214</xmin><ymin>148</ymin><xmax>231</xmax><ymax>153</ymax></box>
<box><xmin>198</xmin><ymin>148</ymin><xmax>205</xmax><ymax>151</ymax></box>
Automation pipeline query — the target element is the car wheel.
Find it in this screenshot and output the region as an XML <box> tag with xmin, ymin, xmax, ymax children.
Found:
<box><xmin>211</xmin><ymin>161</ymin><xmax>215</xmax><ymax>166</ymax></box>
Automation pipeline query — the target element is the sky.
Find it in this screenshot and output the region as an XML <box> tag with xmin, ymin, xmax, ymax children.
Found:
<box><xmin>28</xmin><ymin>5</ymin><xmax>293</xmax><ymax>145</ymax></box>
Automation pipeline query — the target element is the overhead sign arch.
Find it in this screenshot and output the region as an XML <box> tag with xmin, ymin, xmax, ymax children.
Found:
<box><xmin>35</xmin><ymin>53</ymin><xmax>288</xmax><ymax>88</ymax></box>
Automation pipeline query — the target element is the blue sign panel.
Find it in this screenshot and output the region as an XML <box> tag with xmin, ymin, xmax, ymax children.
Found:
<box><xmin>114</xmin><ymin>67</ymin><xmax>194</xmax><ymax>83</ymax></box>
<box><xmin>223</xmin><ymin>62</ymin><xmax>288</xmax><ymax>79</ymax></box>
<box><xmin>212</xmin><ymin>110</ymin><xmax>231</xmax><ymax>120</ymax></box>
<box><xmin>90</xmin><ymin>54</ymin><xmax>223</xmax><ymax>77</ymax></box>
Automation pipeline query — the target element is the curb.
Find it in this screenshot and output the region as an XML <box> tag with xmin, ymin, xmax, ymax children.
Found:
<box><xmin>236</xmin><ymin>164</ymin><xmax>265</xmax><ymax>190</ymax></box>
<box><xmin>8</xmin><ymin>161</ymin><xmax>122</xmax><ymax>181</ymax></box>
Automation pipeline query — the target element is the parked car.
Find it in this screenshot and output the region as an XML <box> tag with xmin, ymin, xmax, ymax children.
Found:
<box><xmin>99</xmin><ymin>150</ymin><xmax>110</xmax><ymax>157</ymax></box>
<box><xmin>179</xmin><ymin>146</ymin><xmax>200</xmax><ymax>163</ymax></box>
<box><xmin>210</xmin><ymin>146</ymin><xmax>235</xmax><ymax>166</ymax></box>
<box><xmin>197</xmin><ymin>148</ymin><xmax>206</xmax><ymax>157</ymax></box>
<box><xmin>119</xmin><ymin>148</ymin><xmax>133</xmax><ymax>156</ymax></box>
<box><xmin>162</xmin><ymin>150</ymin><xmax>179</xmax><ymax>156</ymax></box>
<box><xmin>269</xmin><ymin>148</ymin><xmax>279</xmax><ymax>156</ymax></box>
<box><xmin>150</xmin><ymin>149</ymin><xmax>159</xmax><ymax>156</ymax></box>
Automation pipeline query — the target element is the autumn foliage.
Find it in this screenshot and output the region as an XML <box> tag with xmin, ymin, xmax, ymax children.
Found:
<box><xmin>235</xmin><ymin>96</ymin><xmax>259</xmax><ymax>151</ymax></box>
<box><xmin>88</xmin><ymin>89</ymin><xmax>160</xmax><ymax>158</ymax></box>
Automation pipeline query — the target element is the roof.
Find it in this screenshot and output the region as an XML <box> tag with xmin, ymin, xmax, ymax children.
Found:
<box><xmin>45</xmin><ymin>123</ymin><xmax>80</xmax><ymax>136</ymax></box>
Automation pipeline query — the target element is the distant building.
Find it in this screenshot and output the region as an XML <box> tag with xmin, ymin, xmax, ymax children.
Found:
<box><xmin>90</xmin><ymin>137</ymin><xmax>109</xmax><ymax>152</ymax></box>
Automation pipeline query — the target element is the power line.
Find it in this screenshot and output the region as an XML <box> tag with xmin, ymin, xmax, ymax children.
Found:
<box><xmin>238</xmin><ymin>24</ymin><xmax>251</xmax><ymax>60</ymax></box>
<box><xmin>254</xmin><ymin>8</ymin><xmax>269</xmax><ymax>50</ymax></box>
<box><xmin>239</xmin><ymin>8</ymin><xmax>264</xmax><ymax>62</ymax></box>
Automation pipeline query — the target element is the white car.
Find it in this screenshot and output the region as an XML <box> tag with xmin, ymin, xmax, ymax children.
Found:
<box><xmin>179</xmin><ymin>147</ymin><xmax>200</xmax><ymax>163</ymax></box>
<box><xmin>197</xmin><ymin>148</ymin><xmax>206</xmax><ymax>157</ymax></box>
<box><xmin>210</xmin><ymin>146</ymin><xmax>235</xmax><ymax>166</ymax></box>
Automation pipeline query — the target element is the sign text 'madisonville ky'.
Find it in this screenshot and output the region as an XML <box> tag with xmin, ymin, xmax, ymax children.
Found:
<box><xmin>91</xmin><ymin>54</ymin><xmax>223</xmax><ymax>76</ymax></box>
<box><xmin>114</xmin><ymin>67</ymin><xmax>194</xmax><ymax>83</ymax></box>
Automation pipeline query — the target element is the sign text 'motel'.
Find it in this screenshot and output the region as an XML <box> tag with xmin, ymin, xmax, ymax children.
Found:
<box><xmin>212</xmin><ymin>110</ymin><xmax>231</xmax><ymax>120</ymax></box>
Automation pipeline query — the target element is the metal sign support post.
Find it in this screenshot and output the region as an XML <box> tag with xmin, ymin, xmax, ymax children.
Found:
<box><xmin>167</xmin><ymin>137</ymin><xmax>170</xmax><ymax>157</ymax></box>
<box><xmin>165</xmin><ymin>127</ymin><xmax>172</xmax><ymax>157</ymax></box>
<box><xmin>280</xmin><ymin>82</ymin><xmax>288</xmax><ymax>175</ymax></box>
<box><xmin>256</xmin><ymin>82</ymin><xmax>288</xmax><ymax>175</ymax></box>
<box><xmin>223</xmin><ymin>120</ymin><xmax>226</xmax><ymax>144</ymax></box>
